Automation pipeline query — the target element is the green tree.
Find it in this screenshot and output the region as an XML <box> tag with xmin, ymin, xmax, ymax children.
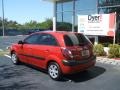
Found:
<box><xmin>56</xmin><ymin>22</ymin><xmax>72</xmax><ymax>31</ymax></box>
<box><xmin>6</xmin><ymin>20</ymin><xmax>19</xmax><ymax>29</ymax></box>
<box><xmin>0</xmin><ymin>17</ymin><xmax>74</xmax><ymax>34</ymax></box>
<box><xmin>0</xmin><ymin>17</ymin><xmax>20</xmax><ymax>30</ymax></box>
<box><xmin>39</xmin><ymin>18</ymin><xmax>53</xmax><ymax>29</ymax></box>
<box><xmin>24</xmin><ymin>20</ymin><xmax>39</xmax><ymax>29</ymax></box>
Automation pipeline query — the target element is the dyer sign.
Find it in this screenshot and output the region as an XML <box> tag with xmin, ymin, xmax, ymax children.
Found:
<box><xmin>78</xmin><ymin>13</ymin><xmax>116</xmax><ymax>36</ymax></box>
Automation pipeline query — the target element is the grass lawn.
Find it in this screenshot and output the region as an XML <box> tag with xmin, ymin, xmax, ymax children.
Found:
<box><xmin>0</xmin><ymin>50</ymin><xmax>9</xmax><ymax>56</ymax></box>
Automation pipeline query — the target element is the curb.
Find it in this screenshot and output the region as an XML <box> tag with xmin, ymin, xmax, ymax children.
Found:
<box><xmin>97</xmin><ymin>57</ymin><xmax>120</xmax><ymax>66</ymax></box>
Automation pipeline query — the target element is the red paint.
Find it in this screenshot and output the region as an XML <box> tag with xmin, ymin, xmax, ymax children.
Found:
<box><xmin>10</xmin><ymin>31</ymin><xmax>96</xmax><ymax>74</ymax></box>
<box><xmin>107</xmin><ymin>13</ymin><xmax>116</xmax><ymax>36</ymax></box>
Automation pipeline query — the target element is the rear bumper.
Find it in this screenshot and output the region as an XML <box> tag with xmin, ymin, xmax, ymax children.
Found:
<box><xmin>61</xmin><ymin>55</ymin><xmax>96</xmax><ymax>74</ymax></box>
<box><xmin>62</xmin><ymin>55</ymin><xmax>96</xmax><ymax>66</ymax></box>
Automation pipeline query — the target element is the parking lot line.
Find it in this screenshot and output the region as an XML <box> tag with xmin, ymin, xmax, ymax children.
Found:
<box><xmin>4</xmin><ymin>54</ymin><xmax>11</xmax><ymax>59</ymax></box>
<box><xmin>0</xmin><ymin>49</ymin><xmax>3</xmax><ymax>51</ymax></box>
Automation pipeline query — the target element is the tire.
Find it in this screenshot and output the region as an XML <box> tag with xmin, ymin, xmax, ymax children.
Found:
<box><xmin>11</xmin><ymin>52</ymin><xmax>20</xmax><ymax>65</ymax></box>
<box><xmin>48</xmin><ymin>62</ymin><xmax>62</xmax><ymax>80</ymax></box>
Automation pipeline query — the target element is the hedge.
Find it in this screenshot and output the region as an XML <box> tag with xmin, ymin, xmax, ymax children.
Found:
<box><xmin>93</xmin><ymin>44</ymin><xmax>106</xmax><ymax>56</ymax></box>
<box><xmin>108</xmin><ymin>44</ymin><xmax>120</xmax><ymax>58</ymax></box>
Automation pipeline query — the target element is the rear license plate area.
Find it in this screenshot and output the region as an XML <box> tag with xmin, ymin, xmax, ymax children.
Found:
<box><xmin>82</xmin><ymin>50</ymin><xmax>89</xmax><ymax>56</ymax></box>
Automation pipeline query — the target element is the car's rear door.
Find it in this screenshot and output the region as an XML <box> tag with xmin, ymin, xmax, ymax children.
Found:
<box><xmin>30</xmin><ymin>33</ymin><xmax>60</xmax><ymax>69</ymax></box>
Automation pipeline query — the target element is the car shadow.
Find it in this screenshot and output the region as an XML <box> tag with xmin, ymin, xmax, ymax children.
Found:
<box><xmin>22</xmin><ymin>64</ymin><xmax>106</xmax><ymax>83</ymax></box>
<box><xmin>62</xmin><ymin>66</ymin><xmax>106</xmax><ymax>82</ymax></box>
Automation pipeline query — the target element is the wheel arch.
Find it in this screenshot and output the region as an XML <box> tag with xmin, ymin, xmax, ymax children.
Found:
<box><xmin>45</xmin><ymin>55</ymin><xmax>62</xmax><ymax>69</ymax></box>
<box><xmin>10</xmin><ymin>50</ymin><xmax>15</xmax><ymax>56</ymax></box>
<box><xmin>46</xmin><ymin>60</ymin><xmax>58</xmax><ymax>69</ymax></box>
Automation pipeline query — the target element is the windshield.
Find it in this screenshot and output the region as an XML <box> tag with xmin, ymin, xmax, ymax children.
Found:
<box><xmin>64</xmin><ymin>33</ymin><xmax>90</xmax><ymax>46</ymax></box>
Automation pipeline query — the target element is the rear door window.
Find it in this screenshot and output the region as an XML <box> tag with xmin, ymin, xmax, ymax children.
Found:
<box><xmin>37</xmin><ymin>34</ymin><xmax>58</xmax><ymax>46</ymax></box>
<box><xmin>64</xmin><ymin>33</ymin><xmax>89</xmax><ymax>46</ymax></box>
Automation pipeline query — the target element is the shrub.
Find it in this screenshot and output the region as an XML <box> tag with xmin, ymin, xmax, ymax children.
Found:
<box><xmin>102</xmin><ymin>43</ymin><xmax>111</xmax><ymax>47</ymax></box>
<box><xmin>108</xmin><ymin>44</ymin><xmax>120</xmax><ymax>58</ymax></box>
<box><xmin>93</xmin><ymin>44</ymin><xmax>105</xmax><ymax>56</ymax></box>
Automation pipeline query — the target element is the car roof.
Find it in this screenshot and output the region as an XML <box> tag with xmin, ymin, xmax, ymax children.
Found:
<box><xmin>33</xmin><ymin>31</ymin><xmax>82</xmax><ymax>36</ymax></box>
<box><xmin>27</xmin><ymin>31</ymin><xmax>83</xmax><ymax>47</ymax></box>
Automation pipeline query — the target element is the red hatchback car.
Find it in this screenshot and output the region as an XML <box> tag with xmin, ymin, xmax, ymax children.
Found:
<box><xmin>10</xmin><ymin>31</ymin><xmax>96</xmax><ymax>80</ymax></box>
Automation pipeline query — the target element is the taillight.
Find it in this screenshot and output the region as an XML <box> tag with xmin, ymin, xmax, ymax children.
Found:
<box><xmin>87</xmin><ymin>43</ymin><xmax>94</xmax><ymax>55</ymax></box>
<box><xmin>61</xmin><ymin>47</ymin><xmax>73</xmax><ymax>60</ymax></box>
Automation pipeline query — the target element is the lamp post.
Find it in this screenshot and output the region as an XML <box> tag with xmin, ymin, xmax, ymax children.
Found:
<box><xmin>2</xmin><ymin>0</ymin><xmax>5</xmax><ymax>37</ymax></box>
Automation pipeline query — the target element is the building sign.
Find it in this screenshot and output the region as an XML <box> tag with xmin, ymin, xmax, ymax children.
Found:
<box><xmin>78</xmin><ymin>13</ymin><xmax>116</xmax><ymax>36</ymax></box>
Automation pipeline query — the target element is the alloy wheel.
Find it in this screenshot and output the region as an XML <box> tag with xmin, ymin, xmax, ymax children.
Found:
<box><xmin>48</xmin><ymin>64</ymin><xmax>59</xmax><ymax>79</ymax></box>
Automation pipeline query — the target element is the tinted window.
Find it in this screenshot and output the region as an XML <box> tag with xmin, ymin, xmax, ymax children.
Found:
<box><xmin>64</xmin><ymin>33</ymin><xmax>89</xmax><ymax>46</ymax></box>
<box><xmin>37</xmin><ymin>34</ymin><xmax>58</xmax><ymax>46</ymax></box>
<box><xmin>24</xmin><ymin>34</ymin><xmax>40</xmax><ymax>44</ymax></box>
<box><xmin>57</xmin><ymin>2</ymin><xmax>62</xmax><ymax>12</ymax></box>
<box><xmin>63</xmin><ymin>1</ymin><xmax>73</xmax><ymax>11</ymax></box>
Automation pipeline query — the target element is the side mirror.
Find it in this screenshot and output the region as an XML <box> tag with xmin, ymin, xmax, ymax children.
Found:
<box><xmin>18</xmin><ymin>40</ymin><xmax>24</xmax><ymax>44</ymax></box>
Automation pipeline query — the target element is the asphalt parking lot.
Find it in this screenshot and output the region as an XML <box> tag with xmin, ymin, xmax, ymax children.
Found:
<box><xmin>0</xmin><ymin>36</ymin><xmax>27</xmax><ymax>50</ymax></box>
<box><xmin>0</xmin><ymin>56</ymin><xmax>120</xmax><ymax>90</ymax></box>
<box><xmin>0</xmin><ymin>36</ymin><xmax>120</xmax><ymax>90</ymax></box>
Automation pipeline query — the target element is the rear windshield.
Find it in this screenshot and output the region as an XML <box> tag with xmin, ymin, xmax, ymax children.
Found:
<box><xmin>64</xmin><ymin>33</ymin><xmax>90</xmax><ymax>46</ymax></box>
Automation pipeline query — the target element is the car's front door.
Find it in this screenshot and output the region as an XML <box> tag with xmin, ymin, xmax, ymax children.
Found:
<box><xmin>18</xmin><ymin>34</ymin><xmax>40</xmax><ymax>64</ymax></box>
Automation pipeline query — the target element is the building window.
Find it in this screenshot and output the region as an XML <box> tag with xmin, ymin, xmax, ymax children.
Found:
<box><xmin>98</xmin><ymin>0</ymin><xmax>120</xmax><ymax>7</ymax></box>
<box><xmin>63</xmin><ymin>12</ymin><xmax>72</xmax><ymax>23</ymax></box>
<box><xmin>75</xmin><ymin>0</ymin><xmax>97</xmax><ymax>12</ymax></box>
<box><xmin>56</xmin><ymin>2</ymin><xmax>62</xmax><ymax>12</ymax></box>
<box><xmin>63</xmin><ymin>1</ymin><xmax>73</xmax><ymax>12</ymax></box>
<box><xmin>57</xmin><ymin>12</ymin><xmax>62</xmax><ymax>22</ymax></box>
<box><xmin>56</xmin><ymin>0</ymin><xmax>97</xmax><ymax>31</ymax></box>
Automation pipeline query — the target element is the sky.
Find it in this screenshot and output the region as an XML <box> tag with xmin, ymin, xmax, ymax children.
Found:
<box><xmin>0</xmin><ymin>0</ymin><xmax>53</xmax><ymax>24</ymax></box>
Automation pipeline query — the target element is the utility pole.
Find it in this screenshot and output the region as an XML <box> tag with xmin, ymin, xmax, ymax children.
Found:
<box><xmin>2</xmin><ymin>0</ymin><xmax>5</xmax><ymax>37</ymax></box>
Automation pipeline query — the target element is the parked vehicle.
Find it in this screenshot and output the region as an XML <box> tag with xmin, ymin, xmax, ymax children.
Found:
<box><xmin>10</xmin><ymin>31</ymin><xmax>96</xmax><ymax>80</ymax></box>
